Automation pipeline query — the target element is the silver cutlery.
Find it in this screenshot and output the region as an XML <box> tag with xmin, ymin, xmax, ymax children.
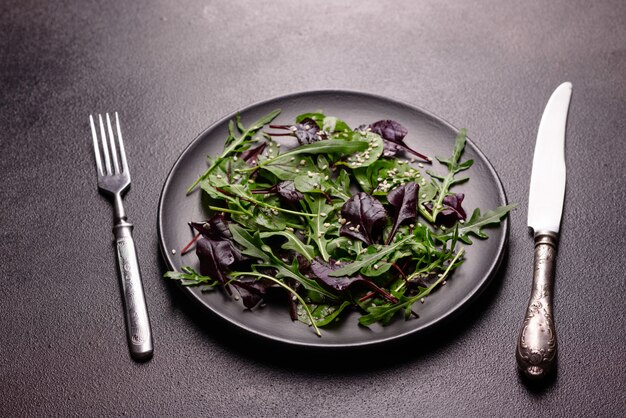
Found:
<box><xmin>90</xmin><ymin>113</ymin><xmax>153</xmax><ymax>361</ymax></box>
<box><xmin>516</xmin><ymin>83</ymin><xmax>572</xmax><ymax>379</ymax></box>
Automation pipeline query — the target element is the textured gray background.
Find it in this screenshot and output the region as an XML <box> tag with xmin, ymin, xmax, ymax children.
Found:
<box><xmin>1</xmin><ymin>0</ymin><xmax>625</xmax><ymax>416</ymax></box>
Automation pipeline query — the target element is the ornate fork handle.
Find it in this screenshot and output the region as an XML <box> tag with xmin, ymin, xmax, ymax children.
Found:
<box><xmin>114</xmin><ymin>218</ymin><xmax>153</xmax><ymax>360</ymax></box>
<box><xmin>516</xmin><ymin>231</ymin><xmax>558</xmax><ymax>379</ymax></box>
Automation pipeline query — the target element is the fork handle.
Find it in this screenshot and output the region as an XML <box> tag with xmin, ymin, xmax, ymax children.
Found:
<box><xmin>114</xmin><ymin>220</ymin><xmax>153</xmax><ymax>360</ymax></box>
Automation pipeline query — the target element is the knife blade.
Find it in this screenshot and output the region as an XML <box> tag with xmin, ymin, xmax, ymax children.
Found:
<box><xmin>516</xmin><ymin>82</ymin><xmax>572</xmax><ymax>380</ymax></box>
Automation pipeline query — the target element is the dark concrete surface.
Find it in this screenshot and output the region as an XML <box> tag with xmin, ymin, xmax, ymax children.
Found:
<box><xmin>1</xmin><ymin>0</ymin><xmax>625</xmax><ymax>416</ymax></box>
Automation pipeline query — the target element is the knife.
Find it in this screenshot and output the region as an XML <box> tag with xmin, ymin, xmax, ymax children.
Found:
<box><xmin>516</xmin><ymin>82</ymin><xmax>572</xmax><ymax>379</ymax></box>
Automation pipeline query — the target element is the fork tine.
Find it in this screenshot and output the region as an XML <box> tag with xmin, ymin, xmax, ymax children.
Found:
<box><xmin>89</xmin><ymin>115</ymin><xmax>104</xmax><ymax>176</ymax></box>
<box><xmin>115</xmin><ymin>112</ymin><xmax>129</xmax><ymax>174</ymax></box>
<box><xmin>106</xmin><ymin>113</ymin><xmax>120</xmax><ymax>174</ymax></box>
<box><xmin>98</xmin><ymin>114</ymin><xmax>113</xmax><ymax>175</ymax></box>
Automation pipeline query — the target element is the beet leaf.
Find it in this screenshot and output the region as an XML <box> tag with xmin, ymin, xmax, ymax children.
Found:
<box><xmin>340</xmin><ymin>192</ymin><xmax>388</xmax><ymax>245</ymax></box>
<box><xmin>309</xmin><ymin>258</ymin><xmax>397</xmax><ymax>303</ymax></box>
<box><xmin>368</xmin><ymin>120</ymin><xmax>430</xmax><ymax>162</ymax></box>
<box><xmin>386</xmin><ymin>182</ymin><xmax>419</xmax><ymax>244</ymax></box>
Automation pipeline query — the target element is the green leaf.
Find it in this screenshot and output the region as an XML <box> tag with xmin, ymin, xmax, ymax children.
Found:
<box><xmin>248</xmin><ymin>109</ymin><xmax>283</xmax><ymax>131</ymax></box>
<box><xmin>336</xmin><ymin>132</ymin><xmax>384</xmax><ymax>169</ymax></box>
<box><xmin>187</xmin><ymin>109</ymin><xmax>281</xmax><ymax>192</ymax></box>
<box><xmin>296</xmin><ymin>112</ymin><xmax>325</xmax><ymax>127</ymax></box>
<box><xmin>305</xmin><ymin>196</ymin><xmax>336</xmax><ymax>261</ymax></box>
<box><xmin>264</xmin><ymin>139</ymin><xmax>368</xmax><ymax>165</ymax></box>
<box><xmin>422</xmin><ymin>129</ymin><xmax>473</xmax><ymax>222</ymax></box>
<box><xmin>337</xmin><ymin>169</ymin><xmax>351</xmax><ymax>196</ymax></box>
<box><xmin>230</xmin><ymin>224</ymin><xmax>337</xmax><ymax>299</ymax></box>
<box><xmin>164</xmin><ymin>267</ymin><xmax>218</xmax><ymax>286</ymax></box>
<box><xmin>358</xmin><ymin>302</ymin><xmax>400</xmax><ymax>326</ymax></box>
<box><xmin>360</xmin><ymin>261</ymin><xmax>392</xmax><ymax>277</ymax></box>
<box><xmin>226</xmin><ymin>120</ymin><xmax>237</xmax><ymax>146</ymax></box>
<box><xmin>259</xmin><ymin>231</ymin><xmax>316</xmax><ymax>261</ymax></box>
<box><xmin>436</xmin><ymin>204</ymin><xmax>516</xmax><ymax>244</ymax></box>
<box><xmin>294</xmin><ymin>172</ymin><xmax>323</xmax><ymax>193</ymax></box>
<box><xmin>359</xmin><ymin>248</ymin><xmax>465</xmax><ymax>326</ymax></box>
<box><xmin>262</xmin><ymin>156</ymin><xmax>317</xmax><ymax>181</ymax></box>
<box><xmin>253</xmin><ymin>209</ymin><xmax>288</xmax><ymax>231</ymax></box>
<box><xmin>228</xmin><ymin>224</ymin><xmax>270</xmax><ymax>261</ymax></box>
<box><xmin>233</xmin><ymin>227</ymin><xmax>334</xmax><ymax>296</ymax></box>
<box><xmin>323</xmin><ymin>116</ymin><xmax>351</xmax><ymax>133</ymax></box>
<box><xmin>297</xmin><ymin>301</ymin><xmax>352</xmax><ymax>327</ymax></box>
<box><xmin>325</xmin><ymin>236</ymin><xmax>361</xmax><ymax>259</ymax></box>
<box><xmin>234</xmin><ymin>271</ymin><xmax>321</xmax><ymax>337</ymax></box>
<box><xmin>329</xmin><ymin>236</ymin><xmax>413</xmax><ymax>277</ymax></box>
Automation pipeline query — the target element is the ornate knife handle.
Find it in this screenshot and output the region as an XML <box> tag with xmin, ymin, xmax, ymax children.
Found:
<box><xmin>516</xmin><ymin>231</ymin><xmax>558</xmax><ymax>379</ymax></box>
<box><xmin>114</xmin><ymin>220</ymin><xmax>154</xmax><ymax>360</ymax></box>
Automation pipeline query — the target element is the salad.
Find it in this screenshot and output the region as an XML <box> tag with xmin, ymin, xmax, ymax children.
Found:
<box><xmin>165</xmin><ymin>110</ymin><xmax>513</xmax><ymax>336</ymax></box>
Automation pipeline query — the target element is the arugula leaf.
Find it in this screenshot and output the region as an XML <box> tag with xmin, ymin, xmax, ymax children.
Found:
<box><xmin>188</xmin><ymin>109</ymin><xmax>281</xmax><ymax>193</ymax></box>
<box><xmin>329</xmin><ymin>236</ymin><xmax>413</xmax><ymax>277</ymax></box>
<box><xmin>309</xmin><ymin>258</ymin><xmax>397</xmax><ymax>303</ymax></box>
<box><xmin>259</xmin><ymin>230</ymin><xmax>316</xmax><ymax>261</ymax></box>
<box><xmin>232</xmin><ymin>270</ymin><xmax>321</xmax><ymax>337</ymax></box>
<box><xmin>228</xmin><ymin>224</ymin><xmax>270</xmax><ymax>262</ymax></box>
<box><xmin>164</xmin><ymin>266</ymin><xmax>218</xmax><ymax>286</ymax></box>
<box><xmin>435</xmin><ymin>204</ymin><xmax>516</xmax><ymax>244</ymax></box>
<box><xmin>421</xmin><ymin>129</ymin><xmax>473</xmax><ymax>223</ymax></box>
<box><xmin>305</xmin><ymin>195</ymin><xmax>336</xmax><ymax>261</ymax></box>
<box><xmin>229</xmin><ymin>224</ymin><xmax>336</xmax><ymax>299</ymax></box>
<box><xmin>294</xmin><ymin>172</ymin><xmax>324</xmax><ymax>193</ymax></box>
<box><xmin>359</xmin><ymin>248</ymin><xmax>465</xmax><ymax>326</ymax></box>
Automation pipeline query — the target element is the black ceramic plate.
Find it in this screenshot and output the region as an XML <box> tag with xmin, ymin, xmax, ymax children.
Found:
<box><xmin>158</xmin><ymin>90</ymin><xmax>509</xmax><ymax>348</ymax></box>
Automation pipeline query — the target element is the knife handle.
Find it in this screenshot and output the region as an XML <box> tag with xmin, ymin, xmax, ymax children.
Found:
<box><xmin>516</xmin><ymin>231</ymin><xmax>558</xmax><ymax>379</ymax></box>
<box><xmin>114</xmin><ymin>220</ymin><xmax>154</xmax><ymax>361</ymax></box>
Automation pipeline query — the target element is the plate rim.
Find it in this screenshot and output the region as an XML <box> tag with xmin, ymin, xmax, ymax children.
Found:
<box><xmin>157</xmin><ymin>89</ymin><xmax>509</xmax><ymax>348</ymax></box>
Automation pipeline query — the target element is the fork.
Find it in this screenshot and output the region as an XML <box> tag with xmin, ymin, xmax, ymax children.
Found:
<box><xmin>90</xmin><ymin>113</ymin><xmax>153</xmax><ymax>361</ymax></box>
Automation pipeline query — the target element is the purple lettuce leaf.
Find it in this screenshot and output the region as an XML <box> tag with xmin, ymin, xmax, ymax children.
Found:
<box><xmin>340</xmin><ymin>192</ymin><xmax>388</xmax><ymax>245</ymax></box>
<box><xmin>230</xmin><ymin>276</ymin><xmax>275</xmax><ymax>309</ymax></box>
<box><xmin>267</xmin><ymin>117</ymin><xmax>325</xmax><ymax>144</ymax></box>
<box><xmin>196</xmin><ymin>239</ymin><xmax>239</xmax><ymax>291</ymax></box>
<box><xmin>369</xmin><ymin>120</ymin><xmax>408</xmax><ymax>142</ymax></box>
<box><xmin>293</xmin><ymin>117</ymin><xmax>322</xmax><ymax>144</ymax></box>
<box><xmin>190</xmin><ymin>214</ymin><xmax>233</xmax><ymax>241</ymax></box>
<box><xmin>368</xmin><ymin>120</ymin><xmax>430</xmax><ymax>161</ymax></box>
<box><xmin>251</xmin><ymin>180</ymin><xmax>304</xmax><ymax>204</ymax></box>
<box><xmin>239</xmin><ymin>142</ymin><xmax>267</xmax><ymax>165</ymax></box>
<box><xmin>386</xmin><ymin>182</ymin><xmax>419</xmax><ymax>244</ymax></box>
<box><xmin>425</xmin><ymin>193</ymin><xmax>467</xmax><ymax>227</ymax></box>
<box><xmin>190</xmin><ymin>214</ymin><xmax>243</xmax><ymax>294</ymax></box>
<box><xmin>309</xmin><ymin>258</ymin><xmax>397</xmax><ymax>303</ymax></box>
